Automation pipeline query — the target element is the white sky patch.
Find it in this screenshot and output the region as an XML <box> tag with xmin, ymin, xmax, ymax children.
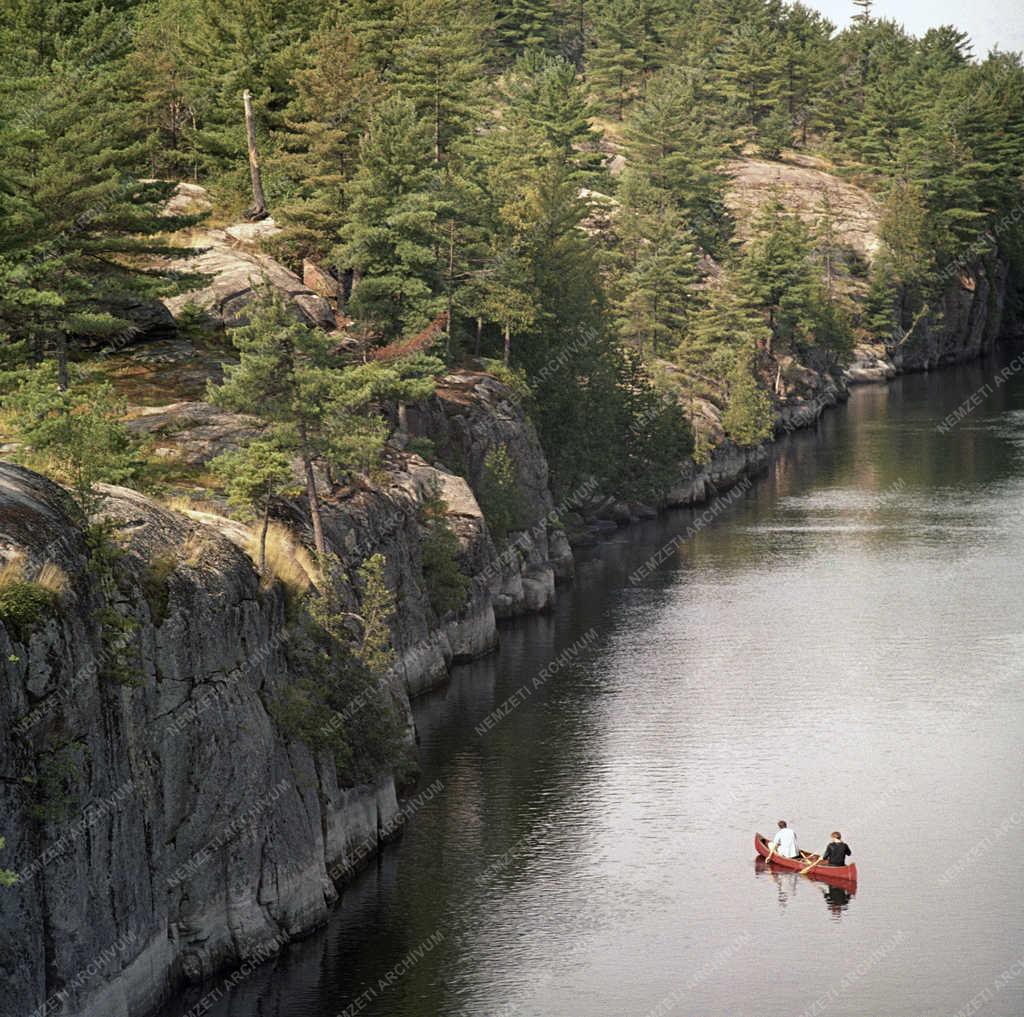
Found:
<box><xmin>806</xmin><ymin>0</ymin><xmax>1023</xmax><ymax>59</ymax></box>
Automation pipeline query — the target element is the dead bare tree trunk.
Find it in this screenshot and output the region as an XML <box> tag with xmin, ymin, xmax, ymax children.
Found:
<box><xmin>503</xmin><ymin>323</ymin><xmax>511</xmax><ymax>367</ymax></box>
<box><xmin>243</xmin><ymin>89</ymin><xmax>267</xmax><ymax>221</ymax></box>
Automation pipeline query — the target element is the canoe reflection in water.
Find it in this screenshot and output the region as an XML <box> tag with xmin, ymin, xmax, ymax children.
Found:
<box><xmin>754</xmin><ymin>857</ymin><xmax>856</xmax><ymax>919</ymax></box>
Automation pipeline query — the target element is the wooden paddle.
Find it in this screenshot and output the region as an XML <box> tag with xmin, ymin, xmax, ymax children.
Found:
<box><xmin>800</xmin><ymin>854</ymin><xmax>824</xmax><ymax>875</ymax></box>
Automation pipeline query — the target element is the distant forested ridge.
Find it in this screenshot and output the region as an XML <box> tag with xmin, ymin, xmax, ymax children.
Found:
<box><xmin>1</xmin><ymin>0</ymin><xmax>1023</xmax><ymax>494</ymax></box>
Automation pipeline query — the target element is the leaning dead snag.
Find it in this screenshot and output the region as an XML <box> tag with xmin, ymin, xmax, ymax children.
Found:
<box><xmin>243</xmin><ymin>88</ymin><xmax>267</xmax><ymax>221</ymax></box>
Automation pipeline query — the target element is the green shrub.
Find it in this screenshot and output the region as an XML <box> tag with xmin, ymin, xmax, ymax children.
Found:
<box><xmin>0</xmin><ymin>836</ymin><xmax>16</xmax><ymax>887</ymax></box>
<box><xmin>478</xmin><ymin>445</ymin><xmax>528</xmax><ymax>543</ymax></box>
<box><xmin>272</xmin><ymin>567</ymin><xmax>404</xmax><ymax>786</ymax></box>
<box><xmin>723</xmin><ymin>354</ymin><xmax>775</xmax><ymax>447</ymax></box>
<box><xmin>355</xmin><ymin>553</ymin><xmax>396</xmax><ymax>676</ymax></box>
<box><xmin>85</xmin><ymin>523</ymin><xmax>141</xmax><ymax>685</ymax></box>
<box><xmin>406</xmin><ymin>436</ymin><xmax>436</xmax><ymax>461</ymax></box>
<box><xmin>4</xmin><ymin>364</ymin><xmax>139</xmax><ymax>515</ymax></box>
<box><xmin>141</xmin><ymin>553</ymin><xmax>177</xmax><ymax>626</ymax></box>
<box><xmin>0</xmin><ymin>581</ymin><xmax>56</xmax><ymax>643</ymax></box>
<box><xmin>481</xmin><ymin>359</ymin><xmax>532</xmax><ymax>403</ymax></box>
<box><xmin>418</xmin><ymin>496</ymin><xmax>468</xmax><ymax>617</ymax></box>
<box><xmin>28</xmin><ymin>740</ymin><xmax>85</xmax><ymax>821</ymax></box>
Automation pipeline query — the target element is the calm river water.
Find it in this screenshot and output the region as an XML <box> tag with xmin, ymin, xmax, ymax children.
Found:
<box><xmin>191</xmin><ymin>349</ymin><xmax>1024</xmax><ymax>1017</ymax></box>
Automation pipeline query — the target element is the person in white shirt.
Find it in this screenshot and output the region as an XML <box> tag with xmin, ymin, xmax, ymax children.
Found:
<box><xmin>766</xmin><ymin>820</ymin><xmax>799</xmax><ymax>859</ymax></box>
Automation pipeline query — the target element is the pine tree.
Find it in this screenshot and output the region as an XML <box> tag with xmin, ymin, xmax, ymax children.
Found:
<box><xmin>389</xmin><ymin>0</ymin><xmax>486</xmax><ymax>163</ymax></box>
<box><xmin>716</xmin><ymin>16</ymin><xmax>786</xmax><ymax>140</ymax></box>
<box><xmin>814</xmin><ymin>192</ymin><xmax>842</xmax><ymax>300</ymax></box>
<box><xmin>503</xmin><ymin>51</ymin><xmax>603</xmax><ymax>182</ymax></box>
<box><xmin>608</xmin><ymin>343</ymin><xmax>692</xmax><ymax>500</ymax></box>
<box><xmin>495</xmin><ymin>0</ymin><xmax>556</xmax><ymax>59</ymax></box>
<box><xmin>856</xmin><ymin>66</ymin><xmax>919</xmax><ymax>169</ymax></box>
<box><xmin>868</xmin><ymin>179</ymin><xmax>933</xmax><ymax>340</ymax></box>
<box><xmin>344</xmin><ymin>0</ymin><xmax>403</xmax><ymax>77</ymax></box>
<box><xmin>210</xmin><ymin>293</ymin><xmax>339</xmax><ymax>557</ymax></box>
<box><xmin>210</xmin><ymin>290</ymin><xmax>439</xmax><ymax>556</ymax></box>
<box><xmin>472</xmin><ymin>256</ymin><xmax>538</xmax><ymax>367</ymax></box>
<box><xmin>621</xmin><ymin>68</ymin><xmax>730</xmax><ymax>253</ymax></box>
<box><xmin>2</xmin><ymin>364</ymin><xmax>138</xmax><ymax>515</ymax></box>
<box><xmin>612</xmin><ymin>176</ymin><xmax>699</xmax><ymax>354</ymax></box>
<box><xmin>679</xmin><ymin>282</ymin><xmax>769</xmax><ymax>394</ymax></box>
<box><xmin>354</xmin><ymin>552</ymin><xmax>396</xmax><ymax>675</ymax></box>
<box><xmin>851</xmin><ymin>0</ymin><xmax>872</xmax><ymax>24</ymax></box>
<box><xmin>271</xmin><ymin>15</ymin><xmax>386</xmax><ymax>266</ymax></box>
<box><xmin>554</xmin><ymin>0</ymin><xmax>591</xmax><ymax>68</ymax></box>
<box><xmin>722</xmin><ymin>347</ymin><xmax>774</xmax><ymax>446</ymax></box>
<box><xmin>758</xmin><ymin>106</ymin><xmax>793</xmax><ymax>160</ymax></box>
<box><xmin>0</xmin><ymin>10</ymin><xmax>195</xmax><ymax>387</ymax></box>
<box><xmin>501</xmin><ymin>156</ymin><xmax>597</xmax><ymax>371</ymax></box>
<box><xmin>587</xmin><ymin>0</ymin><xmax>645</xmax><ymax>119</ymax></box>
<box><xmin>779</xmin><ymin>3</ymin><xmax>834</xmax><ymax>145</ymax></box>
<box><xmin>338</xmin><ymin>97</ymin><xmax>444</xmax><ymax>341</ymax></box>
<box><xmin>153</xmin><ymin>0</ymin><xmax>317</xmax><ymax>201</ymax></box>
<box><xmin>210</xmin><ymin>440</ymin><xmax>296</xmax><ymax>575</ymax></box>
<box><xmin>735</xmin><ymin>192</ymin><xmax>817</xmax><ymax>354</ymax></box>
<box><xmin>127</xmin><ymin>3</ymin><xmax>203</xmax><ymax>180</ymax></box>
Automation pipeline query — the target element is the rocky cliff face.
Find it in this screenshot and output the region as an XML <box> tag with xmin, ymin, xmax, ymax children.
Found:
<box><xmin>0</xmin><ymin>372</ymin><xmax>576</xmax><ymax>1017</ymax></box>
<box><xmin>0</xmin><ymin>465</ymin><xmax>399</xmax><ymax>1017</ymax></box>
<box><xmin>849</xmin><ymin>256</ymin><xmax>1013</xmax><ymax>380</ymax></box>
<box><xmin>724</xmin><ymin>154</ymin><xmax>1017</xmax><ymax>383</ymax></box>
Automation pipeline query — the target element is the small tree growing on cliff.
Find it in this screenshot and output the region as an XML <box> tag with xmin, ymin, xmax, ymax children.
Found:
<box><xmin>210</xmin><ymin>293</ymin><xmax>341</xmax><ymax>557</ymax></box>
<box><xmin>210</xmin><ymin>439</ymin><xmax>296</xmax><ymax>576</ymax></box>
<box><xmin>355</xmin><ymin>552</ymin><xmax>395</xmax><ymax>676</ymax></box>
<box><xmin>418</xmin><ymin>494</ymin><xmax>468</xmax><ymax>617</ymax></box>
<box><xmin>3</xmin><ymin>364</ymin><xmax>139</xmax><ymax>515</ymax></box>
<box><xmin>478</xmin><ymin>445</ymin><xmax>528</xmax><ymax>544</ymax></box>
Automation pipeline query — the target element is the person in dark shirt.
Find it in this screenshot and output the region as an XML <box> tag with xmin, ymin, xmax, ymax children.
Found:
<box><xmin>801</xmin><ymin>831</ymin><xmax>852</xmax><ymax>873</ymax></box>
<box><xmin>819</xmin><ymin>831</ymin><xmax>852</xmax><ymax>867</ymax></box>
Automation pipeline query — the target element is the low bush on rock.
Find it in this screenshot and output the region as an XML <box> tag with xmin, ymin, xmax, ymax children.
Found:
<box><xmin>0</xmin><ymin>559</ymin><xmax>65</xmax><ymax>644</ymax></box>
<box><xmin>418</xmin><ymin>497</ymin><xmax>468</xmax><ymax>617</ymax></box>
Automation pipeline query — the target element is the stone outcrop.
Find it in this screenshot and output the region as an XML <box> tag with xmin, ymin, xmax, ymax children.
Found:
<box><xmin>847</xmin><ymin>257</ymin><xmax>1011</xmax><ymax>379</ymax></box>
<box><xmin>402</xmin><ymin>371</ymin><xmax>574</xmax><ymax>595</ymax></box>
<box><xmin>303</xmin><ymin>259</ymin><xmax>340</xmax><ymax>299</ymax></box>
<box><xmin>155</xmin><ymin>183</ymin><xmax>334</xmax><ymax>331</ymax></box>
<box><xmin>125</xmin><ymin>401</ymin><xmax>264</xmax><ymax>465</ymax></box>
<box><xmin>726</xmin><ymin>153</ymin><xmax>882</xmax><ymax>260</ymax></box>
<box><xmin>0</xmin><ymin>465</ymin><xmax>400</xmax><ymax>1017</ymax></box>
<box><xmin>723</xmin><ymin>155</ymin><xmax>1015</xmax><ymax>382</ymax></box>
<box><xmin>161</xmin><ymin>226</ymin><xmax>335</xmax><ymax>331</ymax></box>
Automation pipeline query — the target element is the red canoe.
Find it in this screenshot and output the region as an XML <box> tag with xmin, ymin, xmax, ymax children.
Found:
<box><xmin>755</xmin><ymin>833</ymin><xmax>858</xmax><ymax>884</ymax></box>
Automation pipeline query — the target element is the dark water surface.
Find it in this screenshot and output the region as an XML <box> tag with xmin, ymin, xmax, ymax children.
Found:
<box><xmin>192</xmin><ymin>351</ymin><xmax>1024</xmax><ymax>1017</ymax></box>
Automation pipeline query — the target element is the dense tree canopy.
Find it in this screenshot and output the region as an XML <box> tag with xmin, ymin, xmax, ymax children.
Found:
<box><xmin>0</xmin><ymin>0</ymin><xmax>1021</xmax><ymax>492</ymax></box>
